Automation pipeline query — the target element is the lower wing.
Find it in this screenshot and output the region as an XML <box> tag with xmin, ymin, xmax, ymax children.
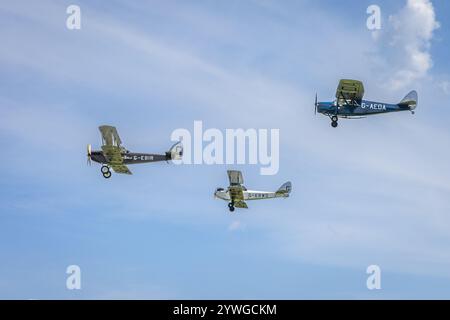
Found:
<box><xmin>234</xmin><ymin>201</ymin><xmax>248</xmax><ymax>209</ymax></box>
<box><xmin>339</xmin><ymin>115</ymin><xmax>366</xmax><ymax>119</ymax></box>
<box><xmin>111</xmin><ymin>164</ymin><xmax>132</xmax><ymax>175</ymax></box>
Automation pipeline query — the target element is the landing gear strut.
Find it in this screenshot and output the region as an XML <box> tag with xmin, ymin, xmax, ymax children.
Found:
<box><xmin>331</xmin><ymin>115</ymin><xmax>338</xmax><ymax>128</ymax></box>
<box><xmin>228</xmin><ymin>202</ymin><xmax>235</xmax><ymax>212</ymax></box>
<box><xmin>101</xmin><ymin>165</ymin><xmax>111</xmax><ymax>179</ymax></box>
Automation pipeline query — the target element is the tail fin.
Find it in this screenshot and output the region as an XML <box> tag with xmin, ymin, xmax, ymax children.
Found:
<box><xmin>398</xmin><ymin>90</ymin><xmax>418</xmax><ymax>110</ymax></box>
<box><xmin>167</xmin><ymin>141</ymin><xmax>183</xmax><ymax>161</ymax></box>
<box><xmin>275</xmin><ymin>181</ymin><xmax>292</xmax><ymax>197</ymax></box>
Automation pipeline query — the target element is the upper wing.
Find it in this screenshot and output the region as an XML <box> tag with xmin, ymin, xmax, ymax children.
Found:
<box><xmin>336</xmin><ymin>79</ymin><xmax>365</xmax><ymax>103</ymax></box>
<box><xmin>110</xmin><ymin>164</ymin><xmax>132</xmax><ymax>175</ymax></box>
<box><xmin>99</xmin><ymin>125</ymin><xmax>123</xmax><ymax>147</ymax></box>
<box><xmin>227</xmin><ymin>170</ymin><xmax>244</xmax><ymax>186</ymax></box>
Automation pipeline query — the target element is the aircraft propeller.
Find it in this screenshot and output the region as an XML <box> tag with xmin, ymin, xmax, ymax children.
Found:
<box><xmin>87</xmin><ymin>144</ymin><xmax>92</xmax><ymax>166</ymax></box>
<box><xmin>314</xmin><ymin>93</ymin><xmax>318</xmax><ymax>115</ymax></box>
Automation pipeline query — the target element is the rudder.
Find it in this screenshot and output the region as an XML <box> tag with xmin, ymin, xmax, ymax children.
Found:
<box><xmin>399</xmin><ymin>90</ymin><xmax>418</xmax><ymax>110</ymax></box>
<box><xmin>276</xmin><ymin>181</ymin><xmax>292</xmax><ymax>197</ymax></box>
<box><xmin>167</xmin><ymin>141</ymin><xmax>183</xmax><ymax>161</ymax></box>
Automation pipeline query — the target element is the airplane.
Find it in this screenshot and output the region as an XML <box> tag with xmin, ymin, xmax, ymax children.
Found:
<box><xmin>214</xmin><ymin>170</ymin><xmax>292</xmax><ymax>212</ymax></box>
<box><xmin>315</xmin><ymin>79</ymin><xmax>418</xmax><ymax>127</ymax></box>
<box><xmin>87</xmin><ymin>125</ymin><xmax>183</xmax><ymax>178</ymax></box>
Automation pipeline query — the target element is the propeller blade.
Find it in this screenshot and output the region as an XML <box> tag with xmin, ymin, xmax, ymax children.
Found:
<box><xmin>87</xmin><ymin>144</ymin><xmax>92</xmax><ymax>166</ymax></box>
<box><xmin>314</xmin><ymin>93</ymin><xmax>318</xmax><ymax>115</ymax></box>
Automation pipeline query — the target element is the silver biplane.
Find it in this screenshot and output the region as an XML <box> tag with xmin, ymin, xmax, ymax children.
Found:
<box><xmin>214</xmin><ymin>170</ymin><xmax>292</xmax><ymax>212</ymax></box>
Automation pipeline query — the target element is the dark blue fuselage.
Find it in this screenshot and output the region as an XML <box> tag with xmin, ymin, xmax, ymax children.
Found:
<box><xmin>317</xmin><ymin>100</ymin><xmax>410</xmax><ymax>117</ymax></box>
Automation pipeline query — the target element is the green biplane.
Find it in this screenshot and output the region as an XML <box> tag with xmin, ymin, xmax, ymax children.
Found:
<box><xmin>87</xmin><ymin>125</ymin><xmax>183</xmax><ymax>178</ymax></box>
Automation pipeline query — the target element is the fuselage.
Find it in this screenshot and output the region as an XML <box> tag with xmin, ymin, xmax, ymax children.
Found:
<box><xmin>317</xmin><ymin>99</ymin><xmax>410</xmax><ymax>117</ymax></box>
<box><xmin>214</xmin><ymin>188</ymin><xmax>284</xmax><ymax>201</ymax></box>
<box><xmin>90</xmin><ymin>150</ymin><xmax>168</xmax><ymax>165</ymax></box>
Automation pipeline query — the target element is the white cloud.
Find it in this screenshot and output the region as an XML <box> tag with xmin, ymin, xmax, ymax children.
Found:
<box><xmin>385</xmin><ymin>0</ymin><xmax>439</xmax><ymax>90</ymax></box>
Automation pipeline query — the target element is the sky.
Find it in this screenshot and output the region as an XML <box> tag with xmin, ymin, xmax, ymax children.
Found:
<box><xmin>0</xmin><ymin>0</ymin><xmax>450</xmax><ymax>299</ymax></box>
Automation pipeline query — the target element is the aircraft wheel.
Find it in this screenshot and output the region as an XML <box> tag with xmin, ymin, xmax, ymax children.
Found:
<box><xmin>103</xmin><ymin>171</ymin><xmax>112</xmax><ymax>179</ymax></box>
<box><xmin>331</xmin><ymin>116</ymin><xmax>338</xmax><ymax>122</ymax></box>
<box><xmin>101</xmin><ymin>166</ymin><xmax>109</xmax><ymax>174</ymax></box>
<box><xmin>229</xmin><ymin>206</ymin><xmax>235</xmax><ymax>212</ymax></box>
<box><xmin>228</xmin><ymin>202</ymin><xmax>235</xmax><ymax>212</ymax></box>
<box><xmin>331</xmin><ymin>121</ymin><xmax>338</xmax><ymax>128</ymax></box>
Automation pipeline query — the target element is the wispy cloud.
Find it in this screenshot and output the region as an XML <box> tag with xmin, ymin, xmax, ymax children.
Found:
<box><xmin>383</xmin><ymin>0</ymin><xmax>440</xmax><ymax>90</ymax></box>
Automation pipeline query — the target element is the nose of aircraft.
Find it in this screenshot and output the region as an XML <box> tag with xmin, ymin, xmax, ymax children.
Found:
<box><xmin>214</xmin><ymin>188</ymin><xmax>224</xmax><ymax>198</ymax></box>
<box><xmin>316</xmin><ymin>102</ymin><xmax>324</xmax><ymax>113</ymax></box>
<box><xmin>317</xmin><ymin>102</ymin><xmax>332</xmax><ymax>113</ymax></box>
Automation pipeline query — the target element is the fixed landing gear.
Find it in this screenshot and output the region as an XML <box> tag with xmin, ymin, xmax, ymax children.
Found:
<box><xmin>331</xmin><ymin>115</ymin><xmax>338</xmax><ymax>128</ymax></box>
<box><xmin>101</xmin><ymin>165</ymin><xmax>111</xmax><ymax>179</ymax></box>
<box><xmin>228</xmin><ymin>202</ymin><xmax>235</xmax><ymax>212</ymax></box>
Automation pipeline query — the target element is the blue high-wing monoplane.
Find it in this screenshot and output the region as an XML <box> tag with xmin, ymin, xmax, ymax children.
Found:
<box><xmin>315</xmin><ymin>79</ymin><xmax>418</xmax><ymax>127</ymax></box>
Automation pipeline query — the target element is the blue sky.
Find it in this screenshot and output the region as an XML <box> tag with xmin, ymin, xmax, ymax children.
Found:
<box><xmin>1</xmin><ymin>0</ymin><xmax>450</xmax><ymax>299</ymax></box>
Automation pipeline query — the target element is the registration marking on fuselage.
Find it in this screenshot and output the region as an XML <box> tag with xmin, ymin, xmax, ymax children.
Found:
<box><xmin>123</xmin><ymin>155</ymin><xmax>154</xmax><ymax>161</ymax></box>
<box><xmin>361</xmin><ymin>102</ymin><xmax>387</xmax><ymax>111</ymax></box>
